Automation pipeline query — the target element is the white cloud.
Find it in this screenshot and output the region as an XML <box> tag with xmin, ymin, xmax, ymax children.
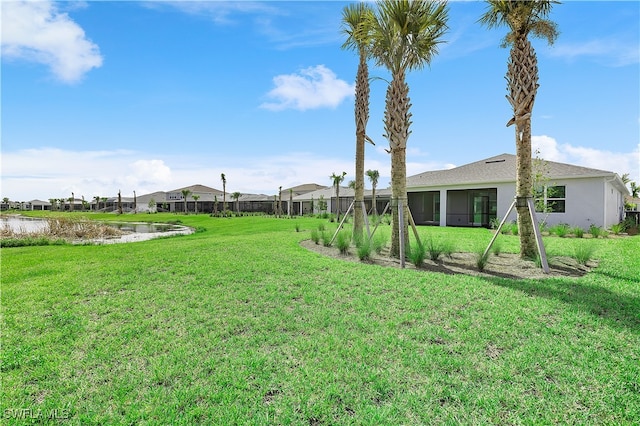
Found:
<box><xmin>1</xmin><ymin>0</ymin><xmax>103</xmax><ymax>83</ymax></box>
<box><xmin>149</xmin><ymin>1</ymin><xmax>280</xmax><ymax>25</ymax></box>
<box><xmin>532</xmin><ymin>135</ymin><xmax>640</xmax><ymax>183</ymax></box>
<box><xmin>549</xmin><ymin>38</ymin><xmax>639</xmax><ymax>67</ymax></box>
<box><xmin>260</xmin><ymin>65</ymin><xmax>355</xmax><ymax>111</ymax></box>
<box><xmin>0</xmin><ymin>148</ymin><xmax>387</xmax><ymax>201</ymax></box>
<box><xmin>1</xmin><ymin>148</ymin><xmax>173</xmax><ymax>200</ymax></box>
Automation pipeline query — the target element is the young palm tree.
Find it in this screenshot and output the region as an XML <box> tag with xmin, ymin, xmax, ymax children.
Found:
<box><xmin>220</xmin><ymin>173</ymin><xmax>227</xmax><ymax>215</ymax></box>
<box><xmin>342</xmin><ymin>2</ymin><xmax>374</xmax><ymax>242</ymax></box>
<box><xmin>366</xmin><ymin>169</ymin><xmax>380</xmax><ymax>216</ymax></box>
<box><xmin>181</xmin><ymin>189</ymin><xmax>191</xmax><ymax>214</ymax></box>
<box><xmin>289</xmin><ymin>189</ymin><xmax>293</xmax><ymax>217</ymax></box>
<box><xmin>479</xmin><ymin>0</ymin><xmax>559</xmax><ymax>258</ymax></box>
<box><xmin>369</xmin><ymin>0</ymin><xmax>449</xmax><ymax>257</ymax></box>
<box><xmin>330</xmin><ymin>172</ymin><xmax>347</xmax><ymax>222</ymax></box>
<box><xmin>232</xmin><ymin>191</ymin><xmax>241</xmax><ymax>214</ymax></box>
<box><xmin>192</xmin><ymin>194</ymin><xmax>200</xmax><ymax>214</ymax></box>
<box><xmin>631</xmin><ymin>182</ymin><xmax>639</xmax><ymax>199</ymax></box>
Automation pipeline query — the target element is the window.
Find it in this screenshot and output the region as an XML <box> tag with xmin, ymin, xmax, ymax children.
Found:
<box><xmin>535</xmin><ymin>185</ymin><xmax>566</xmax><ymax>213</ymax></box>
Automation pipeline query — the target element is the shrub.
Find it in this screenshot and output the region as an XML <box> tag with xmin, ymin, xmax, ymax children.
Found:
<box><xmin>310</xmin><ymin>229</ymin><xmax>320</xmax><ymax>245</ymax></box>
<box><xmin>475</xmin><ymin>247</ymin><xmax>491</xmax><ymax>272</ymax></box>
<box><xmin>509</xmin><ymin>222</ymin><xmax>519</xmax><ymax>235</ymax></box>
<box><xmin>571</xmin><ymin>227</ymin><xmax>584</xmax><ymax>238</ymax></box>
<box><xmin>425</xmin><ymin>238</ymin><xmax>444</xmax><ymax>261</ymax></box>
<box><xmin>318</xmin><ymin>223</ymin><xmax>326</xmax><ymax>232</ymax></box>
<box><xmin>372</xmin><ymin>234</ymin><xmax>388</xmax><ymax>254</ymax></box>
<box><xmin>492</xmin><ymin>239</ymin><xmax>502</xmax><ymax>256</ymax></box>
<box><xmin>408</xmin><ymin>242</ymin><xmax>426</xmax><ymax>268</ymax></box>
<box><xmin>321</xmin><ymin>231</ymin><xmax>332</xmax><ymax>247</ymax></box>
<box><xmin>336</xmin><ymin>231</ymin><xmax>350</xmax><ymax>254</ymax></box>
<box><xmin>357</xmin><ymin>238</ymin><xmax>372</xmax><ymax>261</ymax></box>
<box><xmin>610</xmin><ymin>223</ymin><xmax>624</xmax><ymax>235</ymax></box>
<box><xmin>589</xmin><ymin>224</ymin><xmax>606</xmax><ymax>238</ymax></box>
<box><xmin>574</xmin><ymin>243</ymin><xmax>596</xmax><ymax>265</ymax></box>
<box><xmin>622</xmin><ymin>216</ymin><xmax>637</xmax><ymax>231</ymax></box>
<box><xmin>295</xmin><ymin>223</ymin><xmax>300</xmax><ymax>232</ymax></box>
<box><xmin>0</xmin><ymin>237</ymin><xmax>67</xmax><ymax>248</ymax></box>
<box><xmin>551</xmin><ymin>223</ymin><xmax>570</xmax><ymax>238</ymax></box>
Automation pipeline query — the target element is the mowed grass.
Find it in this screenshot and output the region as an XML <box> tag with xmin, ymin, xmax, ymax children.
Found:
<box><xmin>2</xmin><ymin>213</ymin><xmax>639</xmax><ymax>424</ymax></box>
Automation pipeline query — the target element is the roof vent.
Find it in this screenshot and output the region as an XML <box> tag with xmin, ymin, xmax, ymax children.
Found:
<box><xmin>485</xmin><ymin>159</ymin><xmax>505</xmax><ymax>164</ymax></box>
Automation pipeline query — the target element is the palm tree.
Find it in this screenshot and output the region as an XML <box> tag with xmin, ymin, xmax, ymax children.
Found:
<box><xmin>70</xmin><ymin>192</ymin><xmax>75</xmax><ymax>212</ymax></box>
<box><xmin>93</xmin><ymin>196</ymin><xmax>100</xmax><ymax>212</ymax></box>
<box><xmin>133</xmin><ymin>191</ymin><xmax>137</xmax><ymax>214</ymax></box>
<box><xmin>278</xmin><ymin>186</ymin><xmax>283</xmax><ymax>217</ymax></box>
<box><xmin>369</xmin><ymin>0</ymin><xmax>449</xmax><ymax>257</ymax></box>
<box><xmin>479</xmin><ymin>0</ymin><xmax>559</xmax><ymax>258</ymax></box>
<box><xmin>631</xmin><ymin>182</ymin><xmax>639</xmax><ymax>199</ymax></box>
<box><xmin>192</xmin><ymin>194</ymin><xmax>200</xmax><ymax>214</ymax></box>
<box><xmin>366</xmin><ymin>169</ymin><xmax>380</xmax><ymax>216</ymax></box>
<box><xmin>330</xmin><ymin>171</ymin><xmax>347</xmax><ymax>222</ymax></box>
<box><xmin>289</xmin><ymin>188</ymin><xmax>294</xmax><ymax>217</ymax></box>
<box><xmin>101</xmin><ymin>197</ymin><xmax>107</xmax><ymax>212</ymax></box>
<box><xmin>221</xmin><ymin>173</ymin><xmax>227</xmax><ymax>215</ymax></box>
<box><xmin>342</xmin><ymin>2</ymin><xmax>374</xmax><ymax>242</ymax></box>
<box><xmin>48</xmin><ymin>198</ymin><xmax>56</xmax><ymax>211</ymax></box>
<box><xmin>181</xmin><ymin>189</ymin><xmax>191</xmax><ymax>214</ymax></box>
<box><xmin>117</xmin><ymin>190</ymin><xmax>122</xmax><ymax>215</ymax></box>
<box><xmin>232</xmin><ymin>192</ymin><xmax>241</xmax><ymax>214</ymax></box>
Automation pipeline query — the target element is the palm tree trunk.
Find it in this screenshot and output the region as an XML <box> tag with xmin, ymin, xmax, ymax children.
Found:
<box><xmin>507</xmin><ymin>37</ymin><xmax>538</xmax><ymax>258</ymax></box>
<box><xmin>353</xmin><ymin>52</ymin><xmax>369</xmax><ymax>241</ymax></box>
<box><xmin>386</xmin><ymin>72</ymin><xmax>411</xmax><ymax>258</ymax></box>
<box><xmin>336</xmin><ymin>185</ymin><xmax>341</xmax><ymax>222</ymax></box>
<box><xmin>371</xmin><ymin>185</ymin><xmax>377</xmax><ymax>216</ymax></box>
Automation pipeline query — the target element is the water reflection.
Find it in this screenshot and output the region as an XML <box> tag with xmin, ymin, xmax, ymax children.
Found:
<box><xmin>1</xmin><ymin>215</ymin><xmax>193</xmax><ymax>243</ymax></box>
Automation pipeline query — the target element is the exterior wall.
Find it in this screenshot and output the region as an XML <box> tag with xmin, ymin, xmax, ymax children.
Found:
<box><xmin>491</xmin><ymin>178</ymin><xmax>616</xmax><ymax>230</ymax></box>
<box><xmin>425</xmin><ymin>179</ymin><xmax>619</xmax><ymax>230</ymax></box>
<box><xmin>536</xmin><ymin>177</ymin><xmax>603</xmax><ymax>230</ymax></box>
<box><xmin>604</xmin><ymin>178</ymin><xmax>625</xmax><ymax>228</ymax></box>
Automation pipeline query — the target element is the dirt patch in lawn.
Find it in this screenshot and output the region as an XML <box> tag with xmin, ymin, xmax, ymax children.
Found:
<box><xmin>300</xmin><ymin>239</ymin><xmax>594</xmax><ymax>280</ymax></box>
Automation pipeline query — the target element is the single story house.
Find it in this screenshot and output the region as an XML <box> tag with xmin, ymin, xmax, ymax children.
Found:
<box><xmin>406</xmin><ymin>153</ymin><xmax>629</xmax><ymax>230</ymax></box>
<box><xmin>134</xmin><ymin>183</ymin><xmax>326</xmax><ymax>214</ymax></box>
<box><xmin>291</xmin><ymin>186</ymin><xmax>392</xmax><ymax>217</ymax></box>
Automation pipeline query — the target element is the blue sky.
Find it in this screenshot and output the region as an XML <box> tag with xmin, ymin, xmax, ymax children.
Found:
<box><xmin>2</xmin><ymin>0</ymin><xmax>639</xmax><ymax>201</ymax></box>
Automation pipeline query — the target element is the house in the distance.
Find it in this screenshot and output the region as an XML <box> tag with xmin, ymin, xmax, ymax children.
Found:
<box><xmin>406</xmin><ymin>153</ymin><xmax>629</xmax><ymax>230</ymax></box>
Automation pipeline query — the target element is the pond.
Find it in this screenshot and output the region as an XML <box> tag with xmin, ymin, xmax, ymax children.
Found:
<box><xmin>0</xmin><ymin>215</ymin><xmax>193</xmax><ymax>244</ymax></box>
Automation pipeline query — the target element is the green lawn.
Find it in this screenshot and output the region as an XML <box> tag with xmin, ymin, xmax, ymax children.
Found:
<box><xmin>2</xmin><ymin>213</ymin><xmax>639</xmax><ymax>424</ymax></box>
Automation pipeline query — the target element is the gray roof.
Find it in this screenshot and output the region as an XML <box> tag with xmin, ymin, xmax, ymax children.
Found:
<box><xmin>281</xmin><ymin>183</ymin><xmax>328</xmax><ymax>196</ymax></box>
<box><xmin>168</xmin><ymin>184</ymin><xmax>224</xmax><ymax>195</ymax></box>
<box><xmin>407</xmin><ymin>153</ymin><xmax>625</xmax><ymax>189</ymax></box>
<box><xmin>292</xmin><ymin>186</ymin><xmax>392</xmax><ymax>201</ymax></box>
